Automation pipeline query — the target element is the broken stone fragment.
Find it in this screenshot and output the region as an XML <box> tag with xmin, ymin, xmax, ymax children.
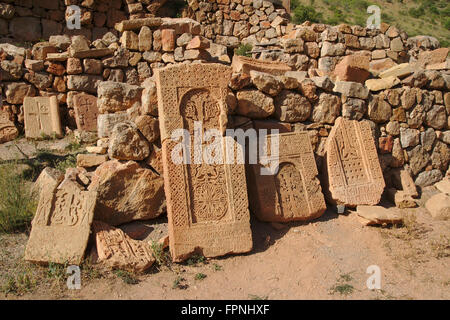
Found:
<box><xmin>435</xmin><ymin>177</ymin><xmax>450</xmax><ymax>195</ymax></box>
<box><xmin>356</xmin><ymin>205</ymin><xmax>403</xmax><ymax>226</ymax></box>
<box><xmin>425</xmin><ymin>193</ymin><xmax>450</xmax><ymax>220</ymax></box>
<box><xmin>88</xmin><ymin>160</ymin><xmax>166</xmax><ymax>226</ymax></box>
<box><xmin>76</xmin><ymin>154</ymin><xmax>109</xmax><ymax>168</ymax></box>
<box><xmin>386</xmin><ymin>188</ymin><xmax>417</xmax><ymax>209</ymax></box>
<box><xmin>92</xmin><ymin>221</ymin><xmax>155</xmax><ymax>272</ymax></box>
<box><xmin>108</xmin><ymin>122</ymin><xmax>150</xmax><ymax>161</ymax></box>
<box><xmin>25</xmin><ymin>180</ymin><xmax>96</xmax><ymax>265</ymax></box>
<box><xmin>365</xmin><ymin>76</ymin><xmax>400</xmax><ymax>92</ymax></box>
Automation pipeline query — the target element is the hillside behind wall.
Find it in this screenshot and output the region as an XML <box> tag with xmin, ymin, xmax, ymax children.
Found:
<box><xmin>0</xmin><ymin>0</ymin><xmax>449</xmax><ymax>191</ymax></box>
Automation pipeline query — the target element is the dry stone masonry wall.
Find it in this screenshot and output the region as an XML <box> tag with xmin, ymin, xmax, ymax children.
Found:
<box><xmin>1</xmin><ymin>0</ymin><xmax>446</xmax><ymax>269</ymax></box>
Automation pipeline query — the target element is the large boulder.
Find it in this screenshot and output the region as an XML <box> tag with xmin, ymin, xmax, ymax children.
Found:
<box><xmin>108</xmin><ymin>122</ymin><xmax>150</xmax><ymax>161</ymax></box>
<box><xmin>425</xmin><ymin>193</ymin><xmax>450</xmax><ymax>220</ymax></box>
<box><xmin>273</xmin><ymin>90</ymin><xmax>311</xmax><ymax>122</ymax></box>
<box><xmin>97</xmin><ymin>81</ymin><xmax>143</xmax><ymax>113</ymax></box>
<box><xmin>236</xmin><ymin>89</ymin><xmax>275</xmax><ymax>119</ymax></box>
<box><xmin>88</xmin><ymin>160</ymin><xmax>166</xmax><ymax>226</ymax></box>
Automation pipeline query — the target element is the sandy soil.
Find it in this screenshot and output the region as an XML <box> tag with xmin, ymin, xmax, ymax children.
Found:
<box><xmin>2</xmin><ymin>199</ymin><xmax>448</xmax><ymax>300</ymax></box>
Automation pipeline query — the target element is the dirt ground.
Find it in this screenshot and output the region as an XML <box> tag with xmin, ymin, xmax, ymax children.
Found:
<box><xmin>1</xmin><ymin>190</ymin><xmax>449</xmax><ymax>300</ymax></box>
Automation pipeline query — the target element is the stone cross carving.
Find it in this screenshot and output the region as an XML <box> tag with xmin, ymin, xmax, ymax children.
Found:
<box><xmin>155</xmin><ymin>63</ymin><xmax>253</xmax><ymax>262</ymax></box>
<box><xmin>323</xmin><ymin>117</ymin><xmax>385</xmax><ymax>206</ymax></box>
<box><xmin>25</xmin><ymin>181</ymin><xmax>96</xmax><ymax>265</ymax></box>
<box><xmin>248</xmin><ymin>132</ymin><xmax>326</xmax><ymax>222</ymax></box>
<box><xmin>24</xmin><ymin>96</ymin><xmax>62</xmax><ymax>138</ymax></box>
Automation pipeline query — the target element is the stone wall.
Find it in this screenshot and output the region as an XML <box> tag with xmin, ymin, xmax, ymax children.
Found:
<box><xmin>185</xmin><ymin>0</ymin><xmax>290</xmax><ymax>47</ymax></box>
<box><xmin>0</xmin><ymin>0</ymin><xmax>174</xmax><ymax>43</ymax></box>
<box><xmin>0</xmin><ymin>1</ymin><xmax>449</xmax><ymax>190</ymax></box>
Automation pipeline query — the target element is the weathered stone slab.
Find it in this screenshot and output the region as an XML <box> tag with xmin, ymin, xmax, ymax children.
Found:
<box><xmin>0</xmin><ymin>110</ymin><xmax>18</xmax><ymax>143</ymax></box>
<box><xmin>25</xmin><ymin>181</ymin><xmax>96</xmax><ymax>265</ymax></box>
<box><xmin>248</xmin><ymin>132</ymin><xmax>326</xmax><ymax>222</ymax></box>
<box><xmin>88</xmin><ymin>160</ymin><xmax>166</xmax><ymax>226</ymax></box>
<box><xmin>232</xmin><ymin>55</ymin><xmax>292</xmax><ymax>76</ymax></box>
<box><xmin>92</xmin><ymin>221</ymin><xmax>155</xmax><ymax>272</ymax></box>
<box><xmin>156</xmin><ymin>63</ymin><xmax>252</xmax><ymax>262</ymax></box>
<box><xmin>323</xmin><ymin>117</ymin><xmax>385</xmax><ymax>206</ymax></box>
<box><xmin>114</xmin><ymin>18</ymin><xmax>163</xmax><ymax>32</ymax></box>
<box><xmin>71</xmin><ymin>48</ymin><xmax>114</xmax><ymax>59</ymax></box>
<box><xmin>356</xmin><ymin>205</ymin><xmax>403</xmax><ymax>226</ymax></box>
<box><xmin>73</xmin><ymin>93</ymin><xmax>98</xmax><ymax>132</ymax></box>
<box><xmin>23</xmin><ymin>96</ymin><xmax>63</xmax><ymax>139</ymax></box>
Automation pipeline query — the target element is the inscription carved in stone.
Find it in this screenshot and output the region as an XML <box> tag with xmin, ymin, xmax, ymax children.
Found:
<box><xmin>156</xmin><ymin>63</ymin><xmax>252</xmax><ymax>262</ymax></box>
<box><xmin>23</xmin><ymin>96</ymin><xmax>62</xmax><ymax>138</ymax></box>
<box><xmin>73</xmin><ymin>93</ymin><xmax>98</xmax><ymax>132</ymax></box>
<box><xmin>323</xmin><ymin>117</ymin><xmax>385</xmax><ymax>206</ymax></box>
<box><xmin>248</xmin><ymin>132</ymin><xmax>326</xmax><ymax>222</ymax></box>
<box><xmin>25</xmin><ymin>181</ymin><xmax>96</xmax><ymax>265</ymax></box>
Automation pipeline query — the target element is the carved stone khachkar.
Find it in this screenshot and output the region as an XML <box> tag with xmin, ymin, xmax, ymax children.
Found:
<box><xmin>248</xmin><ymin>132</ymin><xmax>326</xmax><ymax>222</ymax></box>
<box><xmin>73</xmin><ymin>93</ymin><xmax>98</xmax><ymax>132</ymax></box>
<box><xmin>156</xmin><ymin>63</ymin><xmax>252</xmax><ymax>262</ymax></box>
<box><xmin>0</xmin><ymin>110</ymin><xmax>18</xmax><ymax>143</ymax></box>
<box><xmin>23</xmin><ymin>96</ymin><xmax>63</xmax><ymax>138</ymax></box>
<box><xmin>323</xmin><ymin>117</ymin><xmax>385</xmax><ymax>207</ymax></box>
<box><xmin>92</xmin><ymin>221</ymin><xmax>155</xmax><ymax>272</ymax></box>
<box><xmin>25</xmin><ymin>181</ymin><xmax>96</xmax><ymax>265</ymax></box>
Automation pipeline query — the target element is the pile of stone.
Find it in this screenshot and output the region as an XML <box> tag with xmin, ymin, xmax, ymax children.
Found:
<box><xmin>185</xmin><ymin>0</ymin><xmax>290</xmax><ymax>47</ymax></box>
<box><xmin>23</xmin><ymin>54</ymin><xmax>449</xmax><ymax>270</ymax></box>
<box><xmin>0</xmin><ymin>0</ymin><xmax>173</xmax><ymax>43</ymax></box>
<box><xmin>0</xmin><ymin>16</ymin><xmax>230</xmax><ymax>144</ymax></box>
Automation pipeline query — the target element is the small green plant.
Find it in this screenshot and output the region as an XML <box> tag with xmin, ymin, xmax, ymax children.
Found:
<box><xmin>65</xmin><ymin>140</ymin><xmax>82</xmax><ymax>152</ymax></box>
<box><xmin>186</xmin><ymin>254</ymin><xmax>206</xmax><ymax>266</ymax></box>
<box><xmin>172</xmin><ymin>276</ymin><xmax>188</xmax><ymax>289</ymax></box>
<box><xmin>329</xmin><ymin>273</ymin><xmax>355</xmax><ymax>296</ymax></box>
<box><xmin>234</xmin><ymin>43</ymin><xmax>252</xmax><ymax>57</ymax></box>
<box><xmin>292</xmin><ymin>4</ymin><xmax>323</xmax><ymax>24</ymax></box>
<box><xmin>195</xmin><ymin>273</ymin><xmax>207</xmax><ymax>281</ymax></box>
<box><xmin>54</xmin><ymin>154</ymin><xmax>77</xmax><ymax>173</ymax></box>
<box><xmin>0</xmin><ymin>164</ymin><xmax>37</xmax><ymax>233</ymax></box>
<box><xmin>150</xmin><ymin>241</ymin><xmax>167</xmax><ymax>266</ymax></box>
<box><xmin>1</xmin><ymin>272</ymin><xmax>37</xmax><ymax>295</ymax></box>
<box><xmin>330</xmin><ymin>283</ymin><xmax>354</xmax><ymax>295</ymax></box>
<box><xmin>213</xmin><ymin>263</ymin><xmax>222</xmax><ymax>271</ymax></box>
<box><xmin>114</xmin><ymin>270</ymin><xmax>139</xmax><ymax>285</ymax></box>
<box><xmin>47</xmin><ymin>262</ymin><xmax>67</xmax><ymax>281</ymax></box>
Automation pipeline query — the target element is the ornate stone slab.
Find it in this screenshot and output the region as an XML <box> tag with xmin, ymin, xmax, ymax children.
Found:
<box><xmin>323</xmin><ymin>117</ymin><xmax>385</xmax><ymax>206</ymax></box>
<box><xmin>155</xmin><ymin>63</ymin><xmax>252</xmax><ymax>262</ymax></box>
<box><xmin>25</xmin><ymin>181</ymin><xmax>96</xmax><ymax>265</ymax></box>
<box><xmin>0</xmin><ymin>110</ymin><xmax>18</xmax><ymax>143</ymax></box>
<box><xmin>231</xmin><ymin>55</ymin><xmax>292</xmax><ymax>76</ymax></box>
<box><xmin>248</xmin><ymin>132</ymin><xmax>326</xmax><ymax>222</ymax></box>
<box><xmin>92</xmin><ymin>221</ymin><xmax>155</xmax><ymax>272</ymax></box>
<box><xmin>73</xmin><ymin>93</ymin><xmax>98</xmax><ymax>132</ymax></box>
<box><xmin>23</xmin><ymin>96</ymin><xmax>62</xmax><ymax>138</ymax></box>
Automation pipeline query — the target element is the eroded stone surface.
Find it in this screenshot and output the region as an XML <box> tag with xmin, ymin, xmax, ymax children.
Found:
<box><xmin>88</xmin><ymin>160</ymin><xmax>166</xmax><ymax>226</ymax></box>
<box><xmin>155</xmin><ymin>63</ymin><xmax>252</xmax><ymax>262</ymax></box>
<box><xmin>0</xmin><ymin>110</ymin><xmax>18</xmax><ymax>143</ymax></box>
<box><xmin>248</xmin><ymin>132</ymin><xmax>326</xmax><ymax>222</ymax></box>
<box><xmin>23</xmin><ymin>96</ymin><xmax>62</xmax><ymax>139</ymax></box>
<box><xmin>73</xmin><ymin>93</ymin><xmax>98</xmax><ymax>132</ymax></box>
<box><xmin>25</xmin><ymin>181</ymin><xmax>96</xmax><ymax>265</ymax></box>
<box><xmin>93</xmin><ymin>221</ymin><xmax>155</xmax><ymax>272</ymax></box>
<box><xmin>231</xmin><ymin>55</ymin><xmax>291</xmax><ymax>76</ymax></box>
<box><xmin>323</xmin><ymin>117</ymin><xmax>385</xmax><ymax>206</ymax></box>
